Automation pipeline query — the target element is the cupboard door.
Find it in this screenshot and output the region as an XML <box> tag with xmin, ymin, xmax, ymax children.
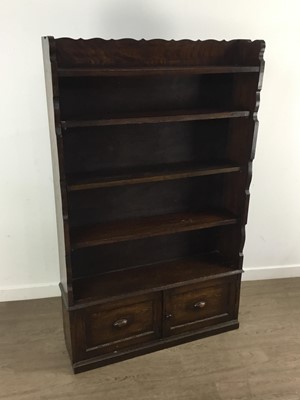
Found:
<box><xmin>163</xmin><ymin>277</ymin><xmax>239</xmax><ymax>336</ymax></box>
<box><xmin>72</xmin><ymin>292</ymin><xmax>162</xmax><ymax>361</ymax></box>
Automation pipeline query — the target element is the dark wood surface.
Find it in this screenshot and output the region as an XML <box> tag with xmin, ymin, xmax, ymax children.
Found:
<box><xmin>72</xmin><ymin>252</ymin><xmax>241</xmax><ymax>305</ymax></box>
<box><xmin>61</xmin><ymin>110</ymin><xmax>250</xmax><ymax>128</ymax></box>
<box><xmin>70</xmin><ymin>210</ymin><xmax>238</xmax><ymax>249</ymax></box>
<box><xmin>68</xmin><ymin>274</ymin><xmax>240</xmax><ymax>365</ymax></box>
<box><xmin>72</xmin><ymin>277</ymin><xmax>238</xmax><ymax>362</ymax></box>
<box><xmin>71</xmin><ymin>227</ymin><xmax>240</xmax><ymax>279</ymax></box>
<box><xmin>67</xmin><ymin>175</ymin><xmax>228</xmax><ymax>227</ymax></box>
<box><xmin>63</xmin><ymin>120</ymin><xmax>231</xmax><ymax>175</ymax></box>
<box><xmin>67</xmin><ymin>162</ymin><xmax>240</xmax><ymax>191</ymax></box>
<box><xmin>73</xmin><ymin>320</ymin><xmax>239</xmax><ymax>372</ymax></box>
<box><xmin>42</xmin><ymin>37</ymin><xmax>265</xmax><ymax>372</ymax></box>
<box><xmin>78</xmin><ymin>293</ymin><xmax>162</xmax><ymax>358</ymax></box>
<box><xmin>54</xmin><ymin>38</ymin><xmax>264</xmax><ymax>68</ymax></box>
<box><xmin>59</xmin><ymin>73</ymin><xmax>238</xmax><ymax>121</ymax></box>
<box><xmin>58</xmin><ymin>65</ymin><xmax>260</xmax><ymax>77</ymax></box>
<box><xmin>164</xmin><ymin>278</ymin><xmax>236</xmax><ymax>336</ymax></box>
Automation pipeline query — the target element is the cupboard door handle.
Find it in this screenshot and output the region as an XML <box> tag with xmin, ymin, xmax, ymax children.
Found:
<box><xmin>165</xmin><ymin>313</ymin><xmax>173</xmax><ymax>320</ymax></box>
<box><xmin>193</xmin><ymin>301</ymin><xmax>206</xmax><ymax>309</ymax></box>
<box><xmin>113</xmin><ymin>318</ymin><xmax>128</xmax><ymax>328</ymax></box>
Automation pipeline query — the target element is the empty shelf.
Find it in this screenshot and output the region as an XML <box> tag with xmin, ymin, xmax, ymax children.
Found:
<box><xmin>58</xmin><ymin>65</ymin><xmax>260</xmax><ymax>77</ymax></box>
<box><xmin>71</xmin><ymin>210</ymin><xmax>238</xmax><ymax>249</ymax></box>
<box><xmin>73</xmin><ymin>253</ymin><xmax>242</xmax><ymax>304</ymax></box>
<box><xmin>67</xmin><ymin>162</ymin><xmax>241</xmax><ymax>191</ymax></box>
<box><xmin>61</xmin><ymin>109</ymin><xmax>250</xmax><ymax>129</ymax></box>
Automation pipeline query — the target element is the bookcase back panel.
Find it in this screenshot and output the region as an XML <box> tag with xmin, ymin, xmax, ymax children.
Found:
<box><xmin>68</xmin><ymin>175</ymin><xmax>228</xmax><ymax>227</ymax></box>
<box><xmin>71</xmin><ymin>230</ymin><xmax>216</xmax><ymax>278</ymax></box>
<box><xmin>71</xmin><ymin>224</ymin><xmax>241</xmax><ymax>279</ymax></box>
<box><xmin>64</xmin><ymin>120</ymin><xmax>229</xmax><ymax>175</ymax></box>
<box><xmin>59</xmin><ymin>75</ymin><xmax>234</xmax><ymax>119</ymax></box>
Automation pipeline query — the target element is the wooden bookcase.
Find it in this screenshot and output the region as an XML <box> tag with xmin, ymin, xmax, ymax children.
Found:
<box><xmin>42</xmin><ymin>37</ymin><xmax>265</xmax><ymax>373</ymax></box>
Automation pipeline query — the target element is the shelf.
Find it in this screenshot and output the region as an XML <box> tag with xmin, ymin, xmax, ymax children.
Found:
<box><xmin>58</xmin><ymin>65</ymin><xmax>260</xmax><ymax>77</ymax></box>
<box><xmin>72</xmin><ymin>253</ymin><xmax>242</xmax><ymax>304</ymax></box>
<box><xmin>70</xmin><ymin>210</ymin><xmax>238</xmax><ymax>249</ymax></box>
<box><xmin>67</xmin><ymin>162</ymin><xmax>241</xmax><ymax>191</ymax></box>
<box><xmin>61</xmin><ymin>109</ymin><xmax>250</xmax><ymax>129</ymax></box>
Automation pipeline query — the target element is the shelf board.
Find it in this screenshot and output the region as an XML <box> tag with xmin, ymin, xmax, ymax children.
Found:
<box><xmin>58</xmin><ymin>65</ymin><xmax>260</xmax><ymax>77</ymax></box>
<box><xmin>71</xmin><ymin>210</ymin><xmax>238</xmax><ymax>249</ymax></box>
<box><xmin>61</xmin><ymin>109</ymin><xmax>250</xmax><ymax>129</ymax></box>
<box><xmin>67</xmin><ymin>162</ymin><xmax>241</xmax><ymax>191</ymax></box>
<box><xmin>72</xmin><ymin>253</ymin><xmax>242</xmax><ymax>304</ymax></box>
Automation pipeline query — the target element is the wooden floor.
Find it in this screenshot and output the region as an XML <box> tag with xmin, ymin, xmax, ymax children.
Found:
<box><xmin>0</xmin><ymin>278</ymin><xmax>300</xmax><ymax>400</ymax></box>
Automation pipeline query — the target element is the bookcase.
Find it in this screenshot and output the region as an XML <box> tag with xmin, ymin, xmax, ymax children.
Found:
<box><xmin>42</xmin><ymin>37</ymin><xmax>265</xmax><ymax>373</ymax></box>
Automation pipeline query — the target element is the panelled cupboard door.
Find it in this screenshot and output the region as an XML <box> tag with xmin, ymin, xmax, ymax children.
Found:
<box><xmin>163</xmin><ymin>276</ymin><xmax>239</xmax><ymax>336</ymax></box>
<box><xmin>72</xmin><ymin>292</ymin><xmax>162</xmax><ymax>361</ymax></box>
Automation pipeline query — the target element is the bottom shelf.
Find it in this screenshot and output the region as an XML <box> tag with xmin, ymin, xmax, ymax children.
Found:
<box><xmin>72</xmin><ymin>252</ymin><xmax>241</xmax><ymax>305</ymax></box>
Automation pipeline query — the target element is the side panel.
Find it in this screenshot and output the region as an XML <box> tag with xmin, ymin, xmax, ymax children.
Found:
<box><xmin>42</xmin><ymin>37</ymin><xmax>73</xmax><ymax>304</ymax></box>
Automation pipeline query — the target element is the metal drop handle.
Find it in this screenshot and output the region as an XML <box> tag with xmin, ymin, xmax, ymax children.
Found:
<box><xmin>113</xmin><ymin>318</ymin><xmax>128</xmax><ymax>328</ymax></box>
<box><xmin>193</xmin><ymin>301</ymin><xmax>206</xmax><ymax>309</ymax></box>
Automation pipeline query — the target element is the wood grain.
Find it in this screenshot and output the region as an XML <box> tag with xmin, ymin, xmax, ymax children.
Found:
<box><xmin>54</xmin><ymin>38</ymin><xmax>264</xmax><ymax>68</ymax></box>
<box><xmin>1</xmin><ymin>278</ymin><xmax>299</xmax><ymax>399</ymax></box>
<box><xmin>70</xmin><ymin>210</ymin><xmax>238</xmax><ymax>249</ymax></box>
<box><xmin>67</xmin><ymin>162</ymin><xmax>241</xmax><ymax>191</ymax></box>
<box><xmin>72</xmin><ymin>253</ymin><xmax>241</xmax><ymax>305</ymax></box>
<box><xmin>43</xmin><ymin>37</ymin><xmax>265</xmax><ymax>371</ymax></box>
<box><xmin>58</xmin><ymin>65</ymin><xmax>260</xmax><ymax>77</ymax></box>
<box><xmin>61</xmin><ymin>110</ymin><xmax>250</xmax><ymax>129</ymax></box>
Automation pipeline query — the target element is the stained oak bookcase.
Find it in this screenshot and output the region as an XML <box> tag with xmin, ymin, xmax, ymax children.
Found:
<box><xmin>42</xmin><ymin>37</ymin><xmax>265</xmax><ymax>373</ymax></box>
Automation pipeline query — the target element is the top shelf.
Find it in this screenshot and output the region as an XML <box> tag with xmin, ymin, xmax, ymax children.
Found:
<box><xmin>57</xmin><ymin>65</ymin><xmax>260</xmax><ymax>77</ymax></box>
